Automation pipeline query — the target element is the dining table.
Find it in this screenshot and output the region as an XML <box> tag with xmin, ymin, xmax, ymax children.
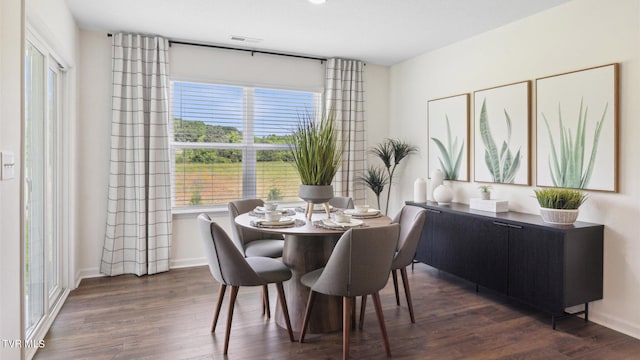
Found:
<box><xmin>234</xmin><ymin>206</ymin><xmax>392</xmax><ymax>334</ymax></box>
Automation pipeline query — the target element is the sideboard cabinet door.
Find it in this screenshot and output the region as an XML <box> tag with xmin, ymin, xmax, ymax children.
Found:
<box><xmin>507</xmin><ymin>226</ymin><xmax>564</xmax><ymax>313</ymax></box>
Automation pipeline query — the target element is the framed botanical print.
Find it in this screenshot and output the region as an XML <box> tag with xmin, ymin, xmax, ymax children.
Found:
<box><xmin>536</xmin><ymin>63</ymin><xmax>618</xmax><ymax>192</ymax></box>
<box><xmin>427</xmin><ymin>93</ymin><xmax>469</xmax><ymax>181</ymax></box>
<box><xmin>473</xmin><ymin>81</ymin><xmax>531</xmax><ymax>185</ymax></box>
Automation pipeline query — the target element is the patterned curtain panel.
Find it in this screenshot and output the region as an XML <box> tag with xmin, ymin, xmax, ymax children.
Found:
<box><xmin>101</xmin><ymin>33</ymin><xmax>172</xmax><ymax>276</ymax></box>
<box><xmin>325</xmin><ymin>58</ymin><xmax>367</xmax><ymax>204</ymax></box>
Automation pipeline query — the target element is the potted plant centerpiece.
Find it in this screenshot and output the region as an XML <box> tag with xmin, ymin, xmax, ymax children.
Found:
<box><xmin>534</xmin><ymin>188</ymin><xmax>587</xmax><ymax>225</ymax></box>
<box><xmin>290</xmin><ymin>110</ymin><xmax>343</xmax><ymax>219</ymax></box>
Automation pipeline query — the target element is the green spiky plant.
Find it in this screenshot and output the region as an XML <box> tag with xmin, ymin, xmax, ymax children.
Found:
<box><xmin>365</xmin><ymin>138</ymin><xmax>418</xmax><ymax>214</ymax></box>
<box><xmin>359</xmin><ymin>166</ymin><xmax>388</xmax><ymax>210</ymax></box>
<box><xmin>290</xmin><ymin>110</ymin><xmax>343</xmax><ymax>185</ymax></box>
<box><xmin>541</xmin><ymin>99</ymin><xmax>606</xmax><ymax>189</ymax></box>
<box><xmin>479</xmin><ymin>98</ymin><xmax>521</xmax><ymax>183</ymax></box>
<box><xmin>534</xmin><ymin>188</ymin><xmax>587</xmax><ymax>209</ymax></box>
<box><xmin>431</xmin><ymin>115</ymin><xmax>464</xmax><ymax>180</ymax></box>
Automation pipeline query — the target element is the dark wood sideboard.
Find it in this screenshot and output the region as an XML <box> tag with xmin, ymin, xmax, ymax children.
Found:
<box><xmin>406</xmin><ymin>201</ymin><xmax>604</xmax><ymax>328</ymax></box>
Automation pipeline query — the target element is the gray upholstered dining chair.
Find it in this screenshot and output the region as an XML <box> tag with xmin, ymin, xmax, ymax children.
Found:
<box><xmin>197</xmin><ymin>213</ymin><xmax>294</xmax><ymax>355</ymax></box>
<box><xmin>228</xmin><ymin>198</ymin><xmax>285</xmax><ymax>258</ymax></box>
<box><xmin>299</xmin><ymin>224</ymin><xmax>400</xmax><ymax>359</ymax></box>
<box><xmin>359</xmin><ymin>206</ymin><xmax>427</xmax><ymax>326</ymax></box>
<box><xmin>328</xmin><ymin>196</ymin><xmax>355</xmax><ymax>209</ymax></box>
<box><xmin>229</xmin><ymin>199</ymin><xmax>286</xmax><ymax>318</ymax></box>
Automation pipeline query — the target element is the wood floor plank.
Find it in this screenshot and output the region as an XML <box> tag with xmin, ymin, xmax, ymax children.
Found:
<box><xmin>35</xmin><ymin>264</ymin><xmax>640</xmax><ymax>359</ymax></box>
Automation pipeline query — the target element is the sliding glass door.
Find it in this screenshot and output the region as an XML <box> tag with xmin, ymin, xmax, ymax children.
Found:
<box><xmin>24</xmin><ymin>37</ymin><xmax>63</xmax><ymax>338</ymax></box>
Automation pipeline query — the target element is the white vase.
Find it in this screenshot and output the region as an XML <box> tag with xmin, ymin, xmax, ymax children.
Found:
<box><xmin>413</xmin><ymin>178</ymin><xmax>427</xmax><ymax>203</ymax></box>
<box><xmin>433</xmin><ymin>184</ymin><xmax>453</xmax><ymax>205</ymax></box>
<box><xmin>430</xmin><ymin>169</ymin><xmax>444</xmax><ymax>200</ymax></box>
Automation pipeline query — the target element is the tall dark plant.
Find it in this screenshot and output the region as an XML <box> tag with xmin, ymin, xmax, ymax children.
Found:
<box><xmin>360</xmin><ymin>166</ymin><xmax>388</xmax><ymax>210</ymax></box>
<box><xmin>365</xmin><ymin>138</ymin><xmax>418</xmax><ymax>214</ymax></box>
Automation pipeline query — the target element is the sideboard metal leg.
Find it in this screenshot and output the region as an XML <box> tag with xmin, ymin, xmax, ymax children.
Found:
<box><xmin>584</xmin><ymin>303</ymin><xmax>589</xmax><ymax>322</ymax></box>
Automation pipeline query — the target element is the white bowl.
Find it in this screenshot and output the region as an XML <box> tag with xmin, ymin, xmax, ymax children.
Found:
<box><xmin>333</xmin><ymin>213</ymin><xmax>352</xmax><ymax>223</ymax></box>
<box><xmin>264</xmin><ymin>202</ymin><xmax>278</xmax><ymax>211</ymax></box>
<box><xmin>354</xmin><ymin>205</ymin><xmax>370</xmax><ymax>214</ymax></box>
<box><xmin>264</xmin><ymin>211</ymin><xmax>282</xmax><ymax>222</ymax></box>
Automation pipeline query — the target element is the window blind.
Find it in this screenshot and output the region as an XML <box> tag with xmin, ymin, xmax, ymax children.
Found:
<box><xmin>170</xmin><ymin>80</ymin><xmax>320</xmax><ymax>208</ymax></box>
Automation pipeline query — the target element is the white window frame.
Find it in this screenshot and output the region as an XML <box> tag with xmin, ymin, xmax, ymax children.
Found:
<box><xmin>169</xmin><ymin>80</ymin><xmax>322</xmax><ymax>213</ymax></box>
<box><xmin>23</xmin><ymin>23</ymin><xmax>73</xmax><ymax>360</ymax></box>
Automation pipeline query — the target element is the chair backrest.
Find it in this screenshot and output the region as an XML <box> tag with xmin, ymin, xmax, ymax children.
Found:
<box><xmin>311</xmin><ymin>224</ymin><xmax>400</xmax><ymax>297</ymax></box>
<box><xmin>391</xmin><ymin>206</ymin><xmax>427</xmax><ymax>269</ymax></box>
<box><xmin>228</xmin><ymin>198</ymin><xmax>266</xmax><ymax>254</ymax></box>
<box><xmin>329</xmin><ymin>197</ymin><xmax>354</xmax><ymax>209</ymax></box>
<box><xmin>197</xmin><ymin>213</ymin><xmax>265</xmax><ymax>286</ymax></box>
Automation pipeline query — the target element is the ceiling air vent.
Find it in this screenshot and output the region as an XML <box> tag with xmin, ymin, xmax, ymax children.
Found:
<box><xmin>230</xmin><ymin>35</ymin><xmax>263</xmax><ymax>43</ymax></box>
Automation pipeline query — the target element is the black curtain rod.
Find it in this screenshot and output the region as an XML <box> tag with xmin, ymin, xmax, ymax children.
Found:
<box><xmin>171</xmin><ymin>40</ymin><xmax>327</xmax><ymax>63</ymax></box>
<box><xmin>107</xmin><ymin>33</ymin><xmax>327</xmax><ymax>63</ymax></box>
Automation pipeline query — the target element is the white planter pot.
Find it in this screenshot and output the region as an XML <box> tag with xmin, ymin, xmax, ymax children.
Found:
<box><xmin>539</xmin><ymin>207</ymin><xmax>579</xmax><ymax>225</ymax></box>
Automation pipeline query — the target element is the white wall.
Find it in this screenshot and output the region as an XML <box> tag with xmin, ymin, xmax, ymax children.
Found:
<box><xmin>389</xmin><ymin>0</ymin><xmax>640</xmax><ymax>339</ymax></box>
<box><xmin>0</xmin><ymin>1</ymin><xmax>24</xmax><ymax>358</ymax></box>
<box><xmin>76</xmin><ymin>35</ymin><xmax>390</xmax><ymax>274</ymax></box>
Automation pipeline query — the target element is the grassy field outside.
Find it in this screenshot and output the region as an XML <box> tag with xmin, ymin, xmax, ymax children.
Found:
<box><xmin>173</xmin><ymin>161</ymin><xmax>301</xmax><ymax>206</ymax></box>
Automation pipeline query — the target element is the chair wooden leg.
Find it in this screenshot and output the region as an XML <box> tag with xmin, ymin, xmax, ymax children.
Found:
<box><xmin>343</xmin><ymin>297</ymin><xmax>351</xmax><ymax>360</ymax></box>
<box><xmin>372</xmin><ymin>292</ymin><xmax>391</xmax><ymax>357</ymax></box>
<box><xmin>212</xmin><ymin>284</ymin><xmax>227</xmax><ymax>332</ymax></box>
<box><xmin>351</xmin><ymin>297</ymin><xmax>356</xmax><ymax>329</ymax></box>
<box><xmin>262</xmin><ymin>284</ymin><xmax>271</xmax><ymax>319</ymax></box>
<box><xmin>400</xmin><ymin>267</ymin><xmax>416</xmax><ymax>323</ymax></box>
<box><xmin>359</xmin><ymin>294</ymin><xmax>367</xmax><ymax>330</ymax></box>
<box><xmin>299</xmin><ymin>290</ymin><xmax>317</xmax><ymax>343</ymax></box>
<box><xmin>223</xmin><ymin>286</ymin><xmax>239</xmax><ymax>355</ymax></box>
<box><xmin>391</xmin><ymin>269</ymin><xmax>400</xmax><ymax>306</ymax></box>
<box><xmin>275</xmin><ymin>282</ymin><xmax>294</xmax><ymax>342</ymax></box>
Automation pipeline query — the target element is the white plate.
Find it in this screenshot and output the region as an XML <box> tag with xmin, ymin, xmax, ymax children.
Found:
<box><xmin>321</xmin><ymin>218</ymin><xmax>364</xmax><ymax>228</ymax></box>
<box><xmin>344</xmin><ymin>208</ymin><xmax>380</xmax><ymax>216</ymax></box>
<box><xmin>256</xmin><ymin>217</ymin><xmax>294</xmax><ymax>226</ymax></box>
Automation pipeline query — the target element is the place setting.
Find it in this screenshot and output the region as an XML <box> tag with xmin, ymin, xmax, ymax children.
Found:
<box><xmin>313</xmin><ymin>211</ymin><xmax>367</xmax><ymax>230</ymax></box>
<box><xmin>249</xmin><ymin>202</ymin><xmax>296</xmax><ymax>217</ymax></box>
<box><xmin>343</xmin><ymin>204</ymin><xmax>382</xmax><ymax>219</ymax></box>
<box><xmin>250</xmin><ymin>210</ymin><xmax>299</xmax><ymax>229</ymax></box>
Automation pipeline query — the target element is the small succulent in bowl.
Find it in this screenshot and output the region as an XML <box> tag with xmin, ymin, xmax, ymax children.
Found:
<box><xmin>534</xmin><ymin>188</ymin><xmax>587</xmax><ymax>224</ymax></box>
<box><xmin>478</xmin><ymin>184</ymin><xmax>492</xmax><ymax>200</ymax></box>
<box><xmin>534</xmin><ymin>188</ymin><xmax>587</xmax><ymax>210</ymax></box>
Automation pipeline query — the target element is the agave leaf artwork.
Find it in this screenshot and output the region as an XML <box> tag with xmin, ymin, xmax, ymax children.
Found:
<box><xmin>479</xmin><ymin>98</ymin><xmax>521</xmax><ymax>183</ymax></box>
<box><xmin>541</xmin><ymin>98</ymin><xmax>606</xmax><ymax>189</ymax></box>
<box><xmin>431</xmin><ymin>115</ymin><xmax>464</xmax><ymax>180</ymax></box>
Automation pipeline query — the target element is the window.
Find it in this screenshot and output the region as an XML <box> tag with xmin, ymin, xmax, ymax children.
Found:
<box><xmin>170</xmin><ymin>81</ymin><xmax>320</xmax><ymax>209</ymax></box>
<box><xmin>24</xmin><ymin>35</ymin><xmax>64</xmax><ymax>345</ymax></box>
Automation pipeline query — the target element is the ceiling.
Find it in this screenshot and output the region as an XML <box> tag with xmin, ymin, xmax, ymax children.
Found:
<box><xmin>65</xmin><ymin>0</ymin><xmax>571</xmax><ymax>66</ymax></box>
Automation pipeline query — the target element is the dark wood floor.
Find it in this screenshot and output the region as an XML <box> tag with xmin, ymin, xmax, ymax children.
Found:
<box><xmin>35</xmin><ymin>263</ymin><xmax>640</xmax><ymax>359</ymax></box>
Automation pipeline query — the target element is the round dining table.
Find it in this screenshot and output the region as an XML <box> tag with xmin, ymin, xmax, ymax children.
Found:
<box><xmin>234</xmin><ymin>209</ymin><xmax>391</xmax><ymax>334</ymax></box>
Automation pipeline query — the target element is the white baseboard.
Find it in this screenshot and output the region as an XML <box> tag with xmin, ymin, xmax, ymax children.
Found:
<box><xmin>170</xmin><ymin>257</ymin><xmax>207</xmax><ymax>269</ymax></box>
<box><xmin>589</xmin><ymin>312</ymin><xmax>640</xmax><ymax>340</ymax></box>
<box><xmin>75</xmin><ymin>258</ymin><xmax>207</xmax><ymax>286</ymax></box>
